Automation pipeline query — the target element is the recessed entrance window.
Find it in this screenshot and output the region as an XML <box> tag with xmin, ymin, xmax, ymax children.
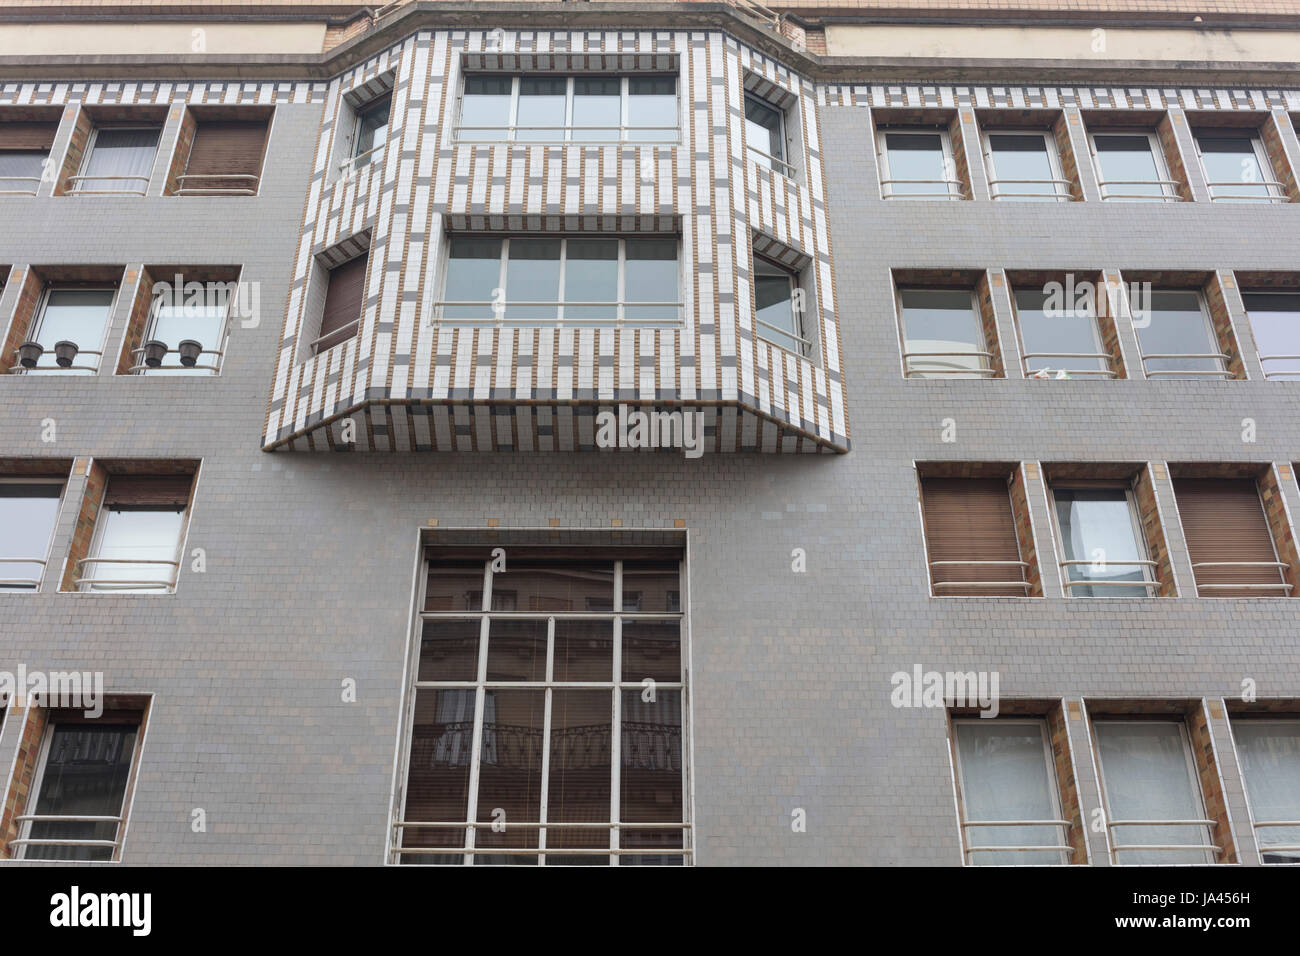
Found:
<box><xmin>1089</xmin><ymin>132</ymin><xmax>1177</xmax><ymax>202</ymax></box>
<box><xmin>876</xmin><ymin>127</ymin><xmax>960</xmax><ymax>199</ymax></box>
<box><xmin>1241</xmin><ymin>291</ymin><xmax>1300</xmax><ymax>380</ymax></box>
<box><xmin>983</xmin><ymin>131</ymin><xmax>1070</xmax><ymax>201</ymax></box>
<box><xmin>1231</xmin><ymin>719</ymin><xmax>1300</xmax><ymax>864</ymax></box>
<box><xmin>1136</xmin><ymin>289</ymin><xmax>1227</xmax><ymax>380</ymax></box>
<box><xmin>1051</xmin><ymin>485</ymin><xmax>1156</xmax><ymax>597</ymax></box>
<box><xmin>73</xmin><ymin>127</ymin><xmax>159</xmax><ymax>195</ymax></box>
<box><xmin>897</xmin><ymin>289</ymin><xmax>990</xmax><ymax>378</ymax></box>
<box><xmin>1013</xmin><ymin>287</ymin><xmax>1111</xmax><ymax>378</ymax></box>
<box><xmin>24</xmin><ymin>287</ymin><xmax>115</xmax><ymax>374</ymax></box>
<box><xmin>0</xmin><ymin>480</ymin><xmax>62</xmax><ymax>591</ymax></box>
<box><xmin>753</xmin><ymin>255</ymin><xmax>807</xmax><ymax>355</ymax></box>
<box><xmin>1194</xmin><ymin>131</ymin><xmax>1285</xmax><ymax>202</ymax></box>
<box><xmin>744</xmin><ymin>93</ymin><xmax>792</xmax><ymax>177</ymax></box>
<box><xmin>457</xmin><ymin>75</ymin><xmax>677</xmax><ymax>143</ymax></box>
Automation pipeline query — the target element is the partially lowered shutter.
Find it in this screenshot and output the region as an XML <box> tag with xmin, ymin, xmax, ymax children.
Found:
<box><xmin>315</xmin><ymin>254</ymin><xmax>368</xmax><ymax>352</ymax></box>
<box><xmin>102</xmin><ymin>474</ymin><xmax>193</xmax><ymax>509</ymax></box>
<box><xmin>181</xmin><ymin>119</ymin><xmax>268</xmax><ymax>193</ymax></box>
<box><xmin>1173</xmin><ymin>477</ymin><xmax>1287</xmax><ymax>596</ymax></box>
<box><xmin>0</xmin><ymin>122</ymin><xmax>58</xmax><ymax>151</ymax></box>
<box><xmin>921</xmin><ymin>477</ymin><xmax>1027</xmax><ymax>596</ymax></box>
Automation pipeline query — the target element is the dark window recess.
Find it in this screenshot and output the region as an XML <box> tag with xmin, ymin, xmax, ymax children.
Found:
<box><xmin>102</xmin><ymin>474</ymin><xmax>193</xmax><ymax>509</ymax></box>
<box><xmin>315</xmin><ymin>254</ymin><xmax>368</xmax><ymax>353</ymax></box>
<box><xmin>0</xmin><ymin>121</ymin><xmax>58</xmax><ymax>191</ymax></box>
<box><xmin>921</xmin><ymin>477</ymin><xmax>1029</xmax><ymax>596</ymax></box>
<box><xmin>1173</xmin><ymin>477</ymin><xmax>1290</xmax><ymax>597</ymax></box>
<box><xmin>180</xmin><ymin>120</ymin><xmax>268</xmax><ymax>194</ymax></box>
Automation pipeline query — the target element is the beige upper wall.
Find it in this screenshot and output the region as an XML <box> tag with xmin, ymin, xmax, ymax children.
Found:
<box><xmin>826</xmin><ymin>24</ymin><xmax>1300</xmax><ymax>63</ymax></box>
<box><xmin>0</xmin><ymin>22</ymin><xmax>327</xmax><ymax>56</ymax></box>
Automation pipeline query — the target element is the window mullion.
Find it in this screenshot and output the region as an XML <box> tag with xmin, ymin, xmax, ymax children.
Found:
<box><xmin>509</xmin><ymin>77</ymin><xmax>520</xmax><ymax>139</ymax></box>
<box><xmin>617</xmin><ymin>239</ymin><xmax>626</xmax><ymax>328</ymax></box>
<box><xmin>539</xmin><ymin>615</ymin><xmax>555</xmax><ymax>865</ymax></box>
<box><xmin>621</xmin><ymin>76</ymin><xmax>629</xmax><ymax>143</ymax></box>
<box><xmin>557</xmin><ymin>238</ymin><xmax>566</xmax><ymax>327</ymax></box>
<box><xmin>462</xmin><ymin>564</ymin><xmax>492</xmax><ymax>864</ymax></box>
<box><xmin>565</xmin><ymin>76</ymin><xmax>574</xmax><ymax>144</ymax></box>
<box><xmin>610</xmin><ymin>560</ymin><xmax>623</xmax><ymax>865</ymax></box>
<box><xmin>498</xmin><ymin>240</ymin><xmax>509</xmax><ymax>325</ymax></box>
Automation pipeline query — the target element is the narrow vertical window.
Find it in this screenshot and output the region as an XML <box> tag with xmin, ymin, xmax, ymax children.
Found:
<box><xmin>1232</xmin><ymin>719</ymin><xmax>1300</xmax><ymax>864</ymax></box>
<box><xmin>353</xmin><ymin>95</ymin><xmax>391</xmax><ymax>162</ymax></box>
<box><xmin>1052</xmin><ymin>486</ymin><xmax>1156</xmax><ymax>597</ymax></box>
<box><xmin>0</xmin><ymin>480</ymin><xmax>63</xmax><ymax>591</ymax></box>
<box><xmin>753</xmin><ymin>256</ymin><xmax>806</xmax><ymax>354</ymax></box>
<box><xmin>1242</xmin><ymin>291</ymin><xmax>1300</xmax><ymax>380</ymax></box>
<box><xmin>744</xmin><ymin>94</ymin><xmax>789</xmax><ymax>175</ymax></box>
<box><xmin>75</xmin><ymin>127</ymin><xmax>159</xmax><ymax>195</ymax></box>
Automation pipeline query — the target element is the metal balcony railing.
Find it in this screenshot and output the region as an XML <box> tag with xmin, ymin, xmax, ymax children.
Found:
<box><xmin>429</xmin><ymin>301</ymin><xmax>683</xmax><ymax>330</ymax></box>
<box><xmin>1021</xmin><ymin>352</ymin><xmax>1119</xmax><ymax>379</ymax></box>
<box><xmin>1257</xmin><ymin>355</ymin><xmax>1300</xmax><ymax>380</ymax></box>
<box><xmin>1190</xmin><ymin>561</ymin><xmax>1293</xmax><ymax>595</ymax></box>
<box><xmin>0</xmin><ymin>556</ymin><xmax>46</xmax><ymax>588</ymax></box>
<box><xmin>962</xmin><ymin>819</ymin><xmax>1075</xmax><ymax>861</ymax></box>
<box><xmin>74</xmin><ymin>557</ymin><xmax>179</xmax><ymax>592</ymax></box>
<box><xmin>1107</xmin><ymin>818</ymin><xmax>1220</xmax><ymax>860</ymax></box>
<box><xmin>454</xmin><ymin>125</ymin><xmax>679</xmax><ymax>145</ymax></box>
<box><xmin>11</xmin><ymin>348</ymin><xmax>103</xmax><ymax>374</ymax></box>
<box><xmin>391</xmin><ymin>820</ymin><xmax>692</xmax><ymax>862</ymax></box>
<box><xmin>1205</xmin><ymin>180</ymin><xmax>1291</xmax><ymax>202</ymax></box>
<box><xmin>747</xmin><ymin>144</ymin><xmax>796</xmax><ymax>179</ymax></box>
<box><xmin>880</xmin><ymin>177</ymin><xmax>968</xmax><ymax>200</ymax></box>
<box><xmin>1252</xmin><ymin>820</ymin><xmax>1300</xmax><ymax>860</ymax></box>
<box><xmin>174</xmin><ymin>173</ymin><xmax>259</xmax><ymax>196</ymax></box>
<box><xmin>339</xmin><ymin>144</ymin><xmax>385</xmax><ymax>176</ymax></box>
<box><xmin>66</xmin><ymin>175</ymin><xmax>150</xmax><ymax>196</ymax></box>
<box><xmin>1060</xmin><ymin>559</ymin><xmax>1160</xmax><ymax>594</ymax></box>
<box><xmin>903</xmin><ymin>350</ymin><xmax>995</xmax><ymax>378</ymax></box>
<box><xmin>1097</xmin><ymin>178</ymin><xmax>1184</xmax><ymax>202</ymax></box>
<box><xmin>1140</xmin><ymin>352</ymin><xmax>1232</xmax><ymax>379</ymax></box>
<box><xmin>929</xmin><ymin>559</ymin><xmax>1031</xmax><ymax>594</ymax></box>
<box><xmin>8</xmin><ymin>813</ymin><xmax>123</xmax><ymax>859</ymax></box>
<box><xmin>0</xmin><ymin>176</ymin><xmax>41</xmax><ymax>196</ymax></box>
<box><xmin>988</xmin><ymin>178</ymin><xmax>1074</xmax><ymax>201</ymax></box>
<box><xmin>128</xmin><ymin>345</ymin><xmax>224</xmax><ymax>374</ymax></box>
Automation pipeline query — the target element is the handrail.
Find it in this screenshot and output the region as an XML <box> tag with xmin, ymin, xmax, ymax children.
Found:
<box><xmin>962</xmin><ymin>820</ymin><xmax>1074</xmax><ymax>859</ymax></box>
<box><xmin>1140</xmin><ymin>351</ymin><xmax>1231</xmax><ymax>379</ymax></box>
<box><xmin>1258</xmin><ymin>354</ymin><xmax>1300</xmax><ymax>380</ymax></box>
<box><xmin>1022</xmin><ymin>351</ymin><xmax>1118</xmax><ymax>378</ymax></box>
<box><xmin>1192</xmin><ymin>560</ymin><xmax>1293</xmax><ymax>595</ymax></box>
<box><xmin>74</xmin><ymin>557</ymin><xmax>179</xmax><ymax>592</ymax></box>
<box><xmin>1253</xmin><ymin>818</ymin><xmax>1300</xmax><ymax>856</ymax></box>
<box><xmin>880</xmin><ymin>176</ymin><xmax>968</xmax><ymax>200</ymax></box>
<box><xmin>755</xmin><ymin>316</ymin><xmax>812</xmax><ymax>349</ymax></box>
<box><xmin>1108</xmin><ymin>818</ymin><xmax>1220</xmax><ymax>857</ymax></box>
<box><xmin>454</xmin><ymin>125</ymin><xmax>679</xmax><ymax>146</ymax></box>
<box><xmin>175</xmin><ymin>173</ymin><xmax>259</xmax><ymax>196</ymax></box>
<box><xmin>988</xmin><ymin>177</ymin><xmax>1073</xmax><ymax>200</ymax></box>
<box><xmin>1205</xmin><ymin>180</ymin><xmax>1290</xmax><ymax>202</ymax></box>
<box><xmin>67</xmin><ymin>174</ymin><xmax>149</xmax><ymax>196</ymax></box>
<box><xmin>747</xmin><ymin>144</ymin><xmax>796</xmax><ymax>178</ymax></box>
<box><xmin>340</xmin><ymin>144</ymin><xmax>385</xmax><ymax>173</ymax></box>
<box><xmin>0</xmin><ymin>176</ymin><xmax>41</xmax><ymax>195</ymax></box>
<box><xmin>392</xmin><ymin>819</ymin><xmax>692</xmax><ymax>861</ymax></box>
<box><xmin>8</xmin><ymin>813</ymin><xmax>123</xmax><ymax>856</ymax></box>
<box><xmin>429</xmin><ymin>301</ymin><xmax>683</xmax><ymax>330</ymax></box>
<box><xmin>903</xmin><ymin>349</ymin><xmax>994</xmax><ymax>378</ymax></box>
<box><xmin>11</xmin><ymin>347</ymin><xmax>104</xmax><ymax>374</ymax></box>
<box><xmin>309</xmin><ymin>318</ymin><xmax>361</xmax><ymax>353</ymax></box>
<box><xmin>0</xmin><ymin>556</ymin><xmax>47</xmax><ymax>588</ymax></box>
<box><xmin>128</xmin><ymin>345</ymin><xmax>224</xmax><ymax>374</ymax></box>
<box><xmin>930</xmin><ymin>560</ymin><xmax>1031</xmax><ymax>593</ymax></box>
<box><xmin>1097</xmin><ymin>178</ymin><xmax>1183</xmax><ymax>201</ymax></box>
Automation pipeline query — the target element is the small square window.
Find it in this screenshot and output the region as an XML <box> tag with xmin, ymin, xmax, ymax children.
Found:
<box><xmin>897</xmin><ymin>288</ymin><xmax>991</xmax><ymax>379</ymax></box>
<box><xmin>983</xmin><ymin>129</ymin><xmax>1070</xmax><ymax>202</ymax></box>
<box><xmin>23</xmin><ymin>287</ymin><xmax>116</xmax><ymax>374</ymax></box>
<box><xmin>877</xmin><ymin>127</ymin><xmax>961</xmax><ymax>199</ymax></box>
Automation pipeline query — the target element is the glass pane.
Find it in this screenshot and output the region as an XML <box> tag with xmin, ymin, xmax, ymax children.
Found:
<box><xmin>571</xmin><ymin>76</ymin><xmax>620</xmax><ymax>142</ymax></box>
<box><xmin>621</xmin><ymin>688</ymin><xmax>684</xmax><ymax>865</ymax></box>
<box><xmin>31</xmin><ymin>289</ymin><xmax>115</xmax><ymax>373</ymax></box>
<box><xmin>1014</xmin><ymin>288</ymin><xmax>1106</xmax><ymax>374</ymax></box>
<box><xmin>504</xmin><ymin>237</ymin><xmax>561</xmax><ymax>323</ymax></box>
<box><xmin>956</xmin><ymin>721</ymin><xmax>1065</xmax><ymax>865</ymax></box>
<box><xmin>553</xmin><ymin>620</ymin><xmax>613</xmax><ymax>682</ymax></box>
<box><xmin>1197</xmin><ymin>134</ymin><xmax>1273</xmax><ymax>201</ymax></box>
<box><xmin>490</xmin><ymin>558</ymin><xmax>613</xmax><ymax>613</ymax></box>
<box><xmin>461</xmin><ymin>75</ymin><xmax>513</xmax><ymax>141</ymax></box>
<box><xmin>621</xmin><ymin>620</ymin><xmax>681</xmax><ymax>682</ymax></box>
<box><xmin>624</xmin><ymin>238</ymin><xmax>678</xmax><ymax>326</ymax></box>
<box><xmin>1233</xmin><ymin>720</ymin><xmax>1300</xmax><ymax>863</ymax></box>
<box><xmin>0</xmin><ymin>150</ymin><xmax>46</xmax><ymax>188</ymax></box>
<box><xmin>546</xmin><ymin>689</ymin><xmax>611</xmax><ymax>863</ymax></box>
<box><xmin>485</xmin><ymin>619</ymin><xmax>547</xmax><ymax>682</ymax></box>
<box><xmin>25</xmin><ymin>724</ymin><xmax>136</xmax><ymax>862</ymax></box>
<box><xmin>883</xmin><ymin>131</ymin><xmax>949</xmax><ymax>198</ymax></box>
<box><xmin>621</xmin><ymin>559</ymin><xmax>679</xmax><ymax>612</ymax></box>
<box><xmin>0</xmin><ymin>483</ymin><xmax>61</xmax><ymax>591</ymax></box>
<box><xmin>627</xmin><ymin>76</ymin><xmax>677</xmax><ymax>142</ymax></box>
<box><xmin>424</xmin><ymin>559</ymin><xmax>486</xmax><ymax>611</ymax></box>
<box><xmin>988</xmin><ymin>132</ymin><xmax>1059</xmax><ymax>200</ymax></box>
<box><xmin>142</xmin><ymin>290</ymin><xmax>227</xmax><ymax>376</ymax></box>
<box><xmin>1053</xmin><ymin>488</ymin><xmax>1149</xmax><ymax>597</ymax></box>
<box><xmin>442</xmin><ymin>236</ymin><xmax>501</xmax><ymax>321</ymax></box>
<box><xmin>563</xmin><ymin>238</ymin><xmax>618</xmax><ymax>322</ymax></box>
<box><xmin>474</xmin><ymin>689</ymin><xmax>543</xmax><ymax>864</ymax></box>
<box><xmin>85</xmin><ymin>507</ymin><xmax>183</xmax><ymax>593</ymax></box>
<box><xmin>515</xmin><ymin>76</ymin><xmax>567</xmax><ymax>142</ymax></box>
<box><xmin>354</xmin><ymin>96</ymin><xmax>390</xmax><ymax>158</ymax></box>
<box><xmin>755</xmin><ymin>258</ymin><xmax>801</xmax><ymax>352</ymax></box>
<box><xmin>81</xmin><ymin>127</ymin><xmax>158</xmax><ymax>193</ymax></box>
<box><xmin>418</xmin><ymin>619</ymin><xmax>480</xmax><ymax>682</ymax></box>
<box><xmin>1095</xmin><ymin>721</ymin><xmax>1211</xmax><ymax>865</ymax></box>
<box><xmin>1136</xmin><ymin>290</ymin><xmax>1221</xmax><ymax>379</ymax></box>
<box><xmin>744</xmin><ymin>95</ymin><xmax>784</xmax><ymax>169</ymax></box>
<box><xmin>401</xmin><ymin>688</ymin><xmax>475</xmax><ymax>863</ymax></box>
<box><xmin>899</xmin><ymin>289</ymin><xmax>987</xmax><ymax>378</ymax></box>
<box><xmin>1094</xmin><ymin>134</ymin><xmax>1166</xmax><ymax>200</ymax></box>
<box><xmin>1242</xmin><ymin>292</ymin><xmax>1300</xmax><ymax>379</ymax></box>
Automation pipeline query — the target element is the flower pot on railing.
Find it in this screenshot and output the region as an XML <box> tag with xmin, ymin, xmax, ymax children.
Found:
<box><xmin>142</xmin><ymin>340</ymin><xmax>169</xmax><ymax>368</ymax></box>
<box><xmin>16</xmin><ymin>340</ymin><xmax>43</xmax><ymax>369</ymax></box>
<box><xmin>53</xmin><ymin>340</ymin><xmax>79</xmax><ymax>368</ymax></box>
<box><xmin>177</xmin><ymin>339</ymin><xmax>203</xmax><ymax>368</ymax></box>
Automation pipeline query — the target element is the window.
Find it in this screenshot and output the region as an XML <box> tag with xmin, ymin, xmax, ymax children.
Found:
<box><xmin>1172</xmin><ymin>477</ymin><xmax>1291</xmax><ymax>597</ymax></box>
<box><xmin>1088</xmin><ymin>131</ymin><xmax>1177</xmax><ymax>201</ymax></box>
<box><xmin>953</xmin><ymin>719</ymin><xmax>1070</xmax><ymax>864</ymax></box>
<box><xmin>78</xmin><ymin>474</ymin><xmax>191</xmax><ymax>593</ymax></box>
<box><xmin>1232</xmin><ymin>719</ymin><xmax>1300</xmax><ymax>864</ymax></box>
<box><xmin>1135</xmin><ymin>289</ymin><xmax>1227</xmax><ymax>380</ymax></box>
<box><xmin>435</xmin><ymin>236</ymin><xmax>679</xmax><ymax>328</ymax></box>
<box><xmin>920</xmin><ymin>476</ymin><xmax>1030</xmax><ymax>596</ymax></box>
<box><xmin>352</xmin><ymin>95</ymin><xmax>391</xmax><ymax>164</ymax></box>
<box><xmin>897</xmin><ymin>288</ymin><xmax>991</xmax><ymax>378</ymax></box>
<box><xmin>753</xmin><ymin>255</ymin><xmax>808</xmax><ymax>355</ymax></box>
<box><xmin>0</xmin><ymin>480</ymin><xmax>62</xmax><ymax>591</ymax></box>
<box><xmin>23</xmin><ymin>287</ymin><xmax>116</xmax><ymax>374</ymax></box>
<box><xmin>17</xmin><ymin>716</ymin><xmax>141</xmax><ymax>861</ymax></box>
<box><xmin>1093</xmin><ymin>720</ymin><xmax>1215</xmax><ymax>864</ymax></box>
<box><xmin>177</xmin><ymin>116</ymin><xmax>269</xmax><ymax>195</ymax></box>
<box><xmin>457</xmin><ymin>75</ymin><xmax>677</xmax><ymax>143</ymax></box>
<box><xmin>1013</xmin><ymin>287</ymin><xmax>1112</xmax><ymax>378</ymax></box>
<box><xmin>1242</xmin><ymin>291</ymin><xmax>1300</xmax><ymax>380</ymax></box>
<box><xmin>877</xmin><ymin>127</ymin><xmax>960</xmax><ymax>199</ymax></box>
<box><xmin>1051</xmin><ymin>485</ymin><xmax>1156</xmax><ymax>597</ymax></box>
<box><xmin>744</xmin><ymin>93</ymin><xmax>792</xmax><ymax>177</ymax></box>
<box><xmin>73</xmin><ymin>126</ymin><xmax>159</xmax><ymax>195</ymax></box>
<box><xmin>396</xmin><ymin>552</ymin><xmax>688</xmax><ymax>865</ymax></box>
<box><xmin>983</xmin><ymin>130</ymin><xmax>1069</xmax><ymax>201</ymax></box>
<box><xmin>1194</xmin><ymin>131</ymin><xmax>1285</xmax><ymax>202</ymax></box>
<box><xmin>135</xmin><ymin>281</ymin><xmax>230</xmax><ymax>375</ymax></box>
<box><xmin>311</xmin><ymin>253</ymin><xmax>369</xmax><ymax>354</ymax></box>
<box><xmin>0</xmin><ymin>120</ymin><xmax>57</xmax><ymax>195</ymax></box>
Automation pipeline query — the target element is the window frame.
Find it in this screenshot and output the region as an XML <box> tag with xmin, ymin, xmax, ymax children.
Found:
<box><xmin>73</xmin><ymin>124</ymin><xmax>160</xmax><ymax>196</ymax></box>
<box><xmin>951</xmin><ymin>716</ymin><xmax>1071</xmax><ymax>866</ymax></box>
<box><xmin>1240</xmin><ymin>290</ymin><xmax>1300</xmax><ymax>380</ymax></box>
<box><xmin>26</xmin><ymin>284</ymin><xmax>118</xmax><ymax>375</ymax></box>
<box><xmin>1010</xmin><ymin>285</ymin><xmax>1112</xmax><ymax>378</ymax></box>
<box><xmin>981</xmin><ymin>127</ymin><xmax>1071</xmax><ymax>202</ymax></box>
<box><xmin>1229</xmin><ymin>717</ymin><xmax>1300</xmax><ymax>864</ymax></box>
<box><xmin>743</xmin><ymin>92</ymin><xmax>795</xmax><ymax>179</ymax></box>
<box><xmin>1193</xmin><ymin>129</ymin><xmax>1286</xmax><ymax>203</ymax></box>
<box><xmin>875</xmin><ymin>124</ymin><xmax>961</xmax><ymax>200</ymax></box>
<box><xmin>135</xmin><ymin>283</ymin><xmax>232</xmax><ymax>376</ymax></box>
<box><xmin>0</xmin><ymin>476</ymin><xmax>65</xmax><ymax>592</ymax></box>
<box><xmin>391</xmin><ymin>554</ymin><xmax>692</xmax><ymax>866</ymax></box>
<box><xmin>1088</xmin><ymin>129</ymin><xmax>1179</xmax><ymax>202</ymax></box>
<box><xmin>79</xmin><ymin>488</ymin><xmax>188</xmax><ymax>594</ymax></box>
<box><xmin>895</xmin><ymin>285</ymin><xmax>993</xmax><ymax>379</ymax></box>
<box><xmin>751</xmin><ymin>252</ymin><xmax>812</xmax><ymax>358</ymax></box>
<box><xmin>1136</xmin><ymin>288</ymin><xmax>1228</xmax><ymax>380</ymax></box>
<box><xmin>1047</xmin><ymin>480</ymin><xmax>1159</xmax><ymax>598</ymax></box>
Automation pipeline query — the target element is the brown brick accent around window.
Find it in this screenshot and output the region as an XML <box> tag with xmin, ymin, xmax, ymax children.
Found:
<box><xmin>116</xmin><ymin>266</ymin><xmax>155</xmax><ymax>375</ymax></box>
<box><xmin>163</xmin><ymin>105</ymin><xmax>196</xmax><ymax>197</ymax></box>
<box><xmin>0</xmin><ymin>457</ymin><xmax>72</xmax><ymax>478</ymax></box>
<box><xmin>1186</xmin><ymin>702</ymin><xmax>1239</xmax><ymax>864</ymax></box>
<box><xmin>947</xmin><ymin>111</ymin><xmax>972</xmax><ymax>200</ymax></box>
<box><xmin>974</xmin><ymin>270</ymin><xmax>1005</xmax><ymax>377</ymax></box>
<box><xmin>1261</xmin><ymin>113</ymin><xmax>1300</xmax><ymax>203</ymax></box>
<box><xmin>1156</xmin><ymin>113</ymin><xmax>1196</xmax><ymax>202</ymax></box>
<box><xmin>1133</xmin><ymin>464</ymin><xmax>1177</xmax><ymax>598</ymax></box>
<box><xmin>0</xmin><ymin>704</ymin><xmax>49</xmax><ymax>860</ymax></box>
<box><xmin>1</xmin><ymin>265</ymin><xmax>44</xmax><ymax>374</ymax></box>
<box><xmin>1259</xmin><ymin>465</ymin><xmax>1300</xmax><ymax>598</ymax></box>
<box><xmin>1008</xmin><ymin>463</ymin><xmax>1043</xmax><ymax>597</ymax></box>
<box><xmin>1051</xmin><ymin>111</ymin><xmax>1084</xmax><ymax>201</ymax></box>
<box><xmin>1045</xmin><ymin>702</ymin><xmax>1088</xmax><ymax>865</ymax></box>
<box><xmin>61</xmin><ymin>458</ymin><xmax>108</xmax><ymax>592</ymax></box>
<box><xmin>1204</xmin><ymin>272</ymin><xmax>1247</xmax><ymax>380</ymax></box>
<box><xmin>323</xmin><ymin>12</ymin><xmax>375</xmax><ymax>52</ymax></box>
<box><xmin>53</xmin><ymin>104</ymin><xmax>90</xmax><ymax>197</ymax></box>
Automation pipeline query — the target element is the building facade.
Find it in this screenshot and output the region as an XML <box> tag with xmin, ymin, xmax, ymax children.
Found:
<box><xmin>1</xmin><ymin>0</ymin><xmax>1299</xmax><ymax>866</ymax></box>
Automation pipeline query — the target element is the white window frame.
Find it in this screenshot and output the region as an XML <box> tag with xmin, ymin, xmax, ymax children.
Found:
<box><xmin>875</xmin><ymin>125</ymin><xmax>961</xmax><ymax>200</ymax></box>
<box><xmin>454</xmin><ymin>74</ymin><xmax>680</xmax><ymax>145</ymax></box>
<box><xmin>895</xmin><ymin>285</ymin><xmax>993</xmax><ymax>379</ymax></box>
<box><xmin>391</xmin><ymin>556</ymin><xmax>691</xmax><ymax>866</ymax></box>
<box><xmin>1229</xmin><ymin>717</ymin><xmax>1300</xmax><ymax>864</ymax></box>
<box><xmin>25</xmin><ymin>284</ymin><xmax>117</xmax><ymax>375</ymax></box>
<box><xmin>1088</xmin><ymin>129</ymin><xmax>1180</xmax><ymax>202</ymax></box>
<box><xmin>1010</xmin><ymin>286</ymin><xmax>1113</xmax><ymax>379</ymax></box>
<box><xmin>1241</xmin><ymin>290</ymin><xmax>1300</xmax><ymax>380</ymax></box>
<box><xmin>743</xmin><ymin>91</ymin><xmax>795</xmax><ymax>179</ymax></box>
<box><xmin>1048</xmin><ymin>481</ymin><xmax>1159</xmax><ymax>598</ymax></box>
<box><xmin>752</xmin><ymin>252</ymin><xmax>812</xmax><ymax>358</ymax></box>
<box><xmin>72</xmin><ymin>125</ymin><xmax>159</xmax><ymax>196</ymax></box>
<box><xmin>952</xmin><ymin>717</ymin><xmax>1072</xmax><ymax>866</ymax></box>
<box><xmin>1136</xmin><ymin>288</ymin><xmax>1229</xmax><ymax>380</ymax></box>
<box><xmin>79</xmin><ymin>490</ymin><xmax>187</xmax><ymax>594</ymax></box>
<box><xmin>134</xmin><ymin>283</ymin><xmax>232</xmax><ymax>376</ymax></box>
<box><xmin>982</xmin><ymin>127</ymin><xmax>1071</xmax><ymax>202</ymax></box>
<box><xmin>1093</xmin><ymin>718</ymin><xmax>1216</xmax><ymax>865</ymax></box>
<box><xmin>0</xmin><ymin>476</ymin><xmax>65</xmax><ymax>592</ymax></box>
<box><xmin>1194</xmin><ymin>130</ymin><xmax>1287</xmax><ymax>203</ymax></box>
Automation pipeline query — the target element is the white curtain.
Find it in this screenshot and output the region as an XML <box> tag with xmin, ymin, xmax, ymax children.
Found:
<box><xmin>81</xmin><ymin>128</ymin><xmax>158</xmax><ymax>193</ymax></box>
<box><xmin>1234</xmin><ymin>721</ymin><xmax>1300</xmax><ymax>863</ymax></box>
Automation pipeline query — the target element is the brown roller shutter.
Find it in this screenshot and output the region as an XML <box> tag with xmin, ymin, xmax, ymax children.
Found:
<box><xmin>182</xmin><ymin>119</ymin><xmax>268</xmax><ymax>193</ymax></box>
<box><xmin>1173</xmin><ymin>477</ymin><xmax>1287</xmax><ymax>596</ymax></box>
<box><xmin>316</xmin><ymin>254</ymin><xmax>368</xmax><ymax>352</ymax></box>
<box><xmin>921</xmin><ymin>477</ymin><xmax>1027</xmax><ymax>596</ymax></box>
<box><xmin>102</xmin><ymin>474</ymin><xmax>193</xmax><ymax>509</ymax></box>
<box><xmin>0</xmin><ymin>122</ymin><xmax>57</xmax><ymax>151</ymax></box>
